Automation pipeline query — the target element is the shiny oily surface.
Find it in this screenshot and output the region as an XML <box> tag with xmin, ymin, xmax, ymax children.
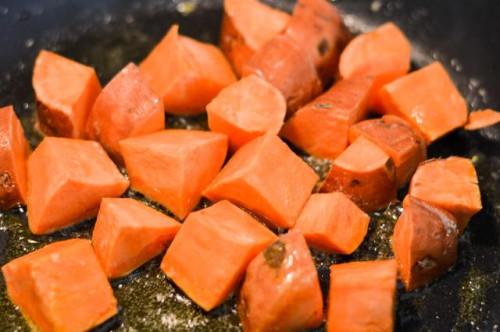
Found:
<box><xmin>0</xmin><ymin>0</ymin><xmax>500</xmax><ymax>331</ymax></box>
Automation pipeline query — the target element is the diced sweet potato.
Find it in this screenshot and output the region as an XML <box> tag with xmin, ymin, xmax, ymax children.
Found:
<box><xmin>204</xmin><ymin>133</ymin><xmax>318</xmax><ymax>228</ymax></box>
<box><xmin>161</xmin><ymin>200</ymin><xmax>276</xmax><ymax>311</ymax></box>
<box><xmin>239</xmin><ymin>229</ymin><xmax>323</xmax><ymax>331</ymax></box>
<box><xmin>0</xmin><ymin>105</ymin><xmax>30</xmax><ymax>209</ymax></box>
<box><xmin>464</xmin><ymin>109</ymin><xmax>500</xmax><ymax>130</ymax></box>
<box><xmin>407</xmin><ymin>157</ymin><xmax>482</xmax><ymax>232</ymax></box>
<box><xmin>349</xmin><ymin>115</ymin><xmax>427</xmax><ymax>187</ymax></box>
<box><xmin>140</xmin><ymin>25</ymin><xmax>236</xmax><ymax>115</ymax></box>
<box><xmin>242</xmin><ymin>34</ymin><xmax>322</xmax><ymax>113</ymax></box>
<box><xmin>327</xmin><ymin>260</ymin><xmax>397</xmax><ymax>332</ymax></box>
<box><xmin>92</xmin><ymin>198</ymin><xmax>181</xmax><ymax>278</ymax></box>
<box><xmin>33</xmin><ymin>50</ymin><xmax>101</xmax><ymax>138</ymax></box>
<box><xmin>379</xmin><ymin>62</ymin><xmax>468</xmax><ymax>143</ymax></box>
<box><xmin>207</xmin><ymin>75</ymin><xmax>286</xmax><ymax>151</ymax></box>
<box><xmin>281</xmin><ymin>76</ymin><xmax>374</xmax><ymax>159</ymax></box>
<box><xmin>27</xmin><ymin>137</ymin><xmax>129</xmax><ymax>234</ymax></box>
<box><xmin>393</xmin><ymin>197</ymin><xmax>459</xmax><ymax>291</ymax></box>
<box><xmin>86</xmin><ymin>63</ymin><xmax>164</xmax><ymax>162</ymax></box>
<box><xmin>295</xmin><ymin>192</ymin><xmax>370</xmax><ymax>254</ymax></box>
<box><xmin>120</xmin><ymin>130</ymin><xmax>228</xmax><ymax>219</ymax></box>
<box><xmin>285</xmin><ymin>0</ymin><xmax>350</xmax><ymax>84</ymax></box>
<box><xmin>220</xmin><ymin>0</ymin><xmax>290</xmax><ymax>76</ymax></box>
<box><xmin>2</xmin><ymin>239</ymin><xmax>117</xmax><ymax>332</ymax></box>
<box><xmin>321</xmin><ymin>136</ymin><xmax>397</xmax><ymax>211</ymax></box>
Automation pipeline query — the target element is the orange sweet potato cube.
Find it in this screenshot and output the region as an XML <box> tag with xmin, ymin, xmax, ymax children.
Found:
<box><xmin>161</xmin><ymin>200</ymin><xmax>276</xmax><ymax>311</ymax></box>
<box><xmin>2</xmin><ymin>239</ymin><xmax>117</xmax><ymax>332</ymax></box>
<box><xmin>92</xmin><ymin>198</ymin><xmax>181</xmax><ymax>278</ymax></box>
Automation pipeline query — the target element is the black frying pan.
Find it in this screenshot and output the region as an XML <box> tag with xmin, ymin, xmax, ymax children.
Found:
<box><xmin>0</xmin><ymin>0</ymin><xmax>499</xmax><ymax>331</ymax></box>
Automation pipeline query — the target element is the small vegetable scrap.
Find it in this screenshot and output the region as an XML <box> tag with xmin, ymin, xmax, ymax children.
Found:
<box><xmin>464</xmin><ymin>109</ymin><xmax>500</xmax><ymax>130</ymax></box>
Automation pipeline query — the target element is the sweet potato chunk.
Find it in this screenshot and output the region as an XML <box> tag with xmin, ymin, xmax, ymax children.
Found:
<box><xmin>349</xmin><ymin>115</ymin><xmax>427</xmax><ymax>186</ymax></box>
<box><xmin>281</xmin><ymin>76</ymin><xmax>374</xmax><ymax>159</ymax></box>
<box><xmin>407</xmin><ymin>157</ymin><xmax>482</xmax><ymax>232</ymax></box>
<box><xmin>161</xmin><ymin>200</ymin><xmax>276</xmax><ymax>311</ymax></box>
<box><xmin>321</xmin><ymin>136</ymin><xmax>397</xmax><ymax>211</ymax></box>
<box><xmin>33</xmin><ymin>50</ymin><xmax>101</xmax><ymax>138</ymax></box>
<box><xmin>327</xmin><ymin>260</ymin><xmax>397</xmax><ymax>332</ymax></box>
<box><xmin>379</xmin><ymin>62</ymin><xmax>468</xmax><ymax>143</ymax></box>
<box><xmin>220</xmin><ymin>0</ymin><xmax>290</xmax><ymax>76</ymax></box>
<box><xmin>92</xmin><ymin>198</ymin><xmax>181</xmax><ymax>278</ymax></box>
<box><xmin>464</xmin><ymin>109</ymin><xmax>500</xmax><ymax>130</ymax></box>
<box><xmin>295</xmin><ymin>192</ymin><xmax>370</xmax><ymax>254</ymax></box>
<box><xmin>0</xmin><ymin>105</ymin><xmax>30</xmax><ymax>209</ymax></box>
<box><xmin>393</xmin><ymin>197</ymin><xmax>459</xmax><ymax>291</ymax></box>
<box><xmin>207</xmin><ymin>75</ymin><xmax>286</xmax><ymax>151</ymax></box>
<box><xmin>2</xmin><ymin>239</ymin><xmax>117</xmax><ymax>332</ymax></box>
<box><xmin>204</xmin><ymin>133</ymin><xmax>318</xmax><ymax>228</ymax></box>
<box><xmin>86</xmin><ymin>63</ymin><xmax>164</xmax><ymax>161</ymax></box>
<box><xmin>140</xmin><ymin>25</ymin><xmax>236</xmax><ymax>115</ymax></box>
<box><xmin>239</xmin><ymin>230</ymin><xmax>323</xmax><ymax>331</ymax></box>
<box><xmin>242</xmin><ymin>35</ymin><xmax>322</xmax><ymax>113</ymax></box>
<box><xmin>27</xmin><ymin>137</ymin><xmax>129</xmax><ymax>234</ymax></box>
<box><xmin>120</xmin><ymin>130</ymin><xmax>228</xmax><ymax>219</ymax></box>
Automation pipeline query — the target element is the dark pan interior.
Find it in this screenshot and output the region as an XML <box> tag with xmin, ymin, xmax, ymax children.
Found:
<box><xmin>0</xmin><ymin>0</ymin><xmax>499</xmax><ymax>331</ymax></box>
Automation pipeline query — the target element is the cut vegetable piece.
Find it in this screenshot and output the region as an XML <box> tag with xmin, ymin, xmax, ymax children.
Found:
<box><xmin>86</xmin><ymin>63</ymin><xmax>164</xmax><ymax>161</ymax></box>
<box><xmin>161</xmin><ymin>200</ymin><xmax>276</xmax><ymax>311</ymax></box>
<box><xmin>321</xmin><ymin>136</ymin><xmax>397</xmax><ymax>212</ymax></box>
<box><xmin>285</xmin><ymin>0</ymin><xmax>350</xmax><ymax>84</ymax></box>
<box><xmin>204</xmin><ymin>133</ymin><xmax>318</xmax><ymax>228</ymax></box>
<box><xmin>0</xmin><ymin>105</ymin><xmax>30</xmax><ymax>209</ymax></box>
<box><xmin>327</xmin><ymin>260</ymin><xmax>397</xmax><ymax>332</ymax></box>
<box><xmin>379</xmin><ymin>62</ymin><xmax>468</xmax><ymax>143</ymax></box>
<box><xmin>221</xmin><ymin>0</ymin><xmax>290</xmax><ymax>76</ymax></box>
<box><xmin>239</xmin><ymin>229</ymin><xmax>323</xmax><ymax>332</ymax></box>
<box><xmin>281</xmin><ymin>76</ymin><xmax>374</xmax><ymax>159</ymax></box>
<box><xmin>2</xmin><ymin>239</ymin><xmax>117</xmax><ymax>332</ymax></box>
<box><xmin>349</xmin><ymin>115</ymin><xmax>427</xmax><ymax>187</ymax></box>
<box><xmin>464</xmin><ymin>109</ymin><xmax>500</xmax><ymax>130</ymax></box>
<box><xmin>207</xmin><ymin>75</ymin><xmax>286</xmax><ymax>151</ymax></box>
<box><xmin>27</xmin><ymin>137</ymin><xmax>129</xmax><ymax>234</ymax></box>
<box><xmin>242</xmin><ymin>34</ymin><xmax>322</xmax><ymax>113</ymax></box>
<box><xmin>393</xmin><ymin>197</ymin><xmax>458</xmax><ymax>291</ymax></box>
<box><xmin>140</xmin><ymin>25</ymin><xmax>236</xmax><ymax>115</ymax></box>
<box><xmin>33</xmin><ymin>50</ymin><xmax>101</xmax><ymax>138</ymax></box>
<box><xmin>120</xmin><ymin>130</ymin><xmax>228</xmax><ymax>219</ymax></box>
<box><xmin>92</xmin><ymin>198</ymin><xmax>181</xmax><ymax>279</ymax></box>
<box><xmin>295</xmin><ymin>192</ymin><xmax>370</xmax><ymax>254</ymax></box>
<box><xmin>407</xmin><ymin>157</ymin><xmax>481</xmax><ymax>232</ymax></box>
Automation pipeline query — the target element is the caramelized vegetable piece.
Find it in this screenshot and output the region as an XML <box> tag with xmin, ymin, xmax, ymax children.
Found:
<box><xmin>295</xmin><ymin>192</ymin><xmax>370</xmax><ymax>254</ymax></box>
<box><xmin>140</xmin><ymin>25</ymin><xmax>236</xmax><ymax>115</ymax></box>
<box><xmin>204</xmin><ymin>133</ymin><xmax>318</xmax><ymax>228</ymax></box>
<box><xmin>327</xmin><ymin>260</ymin><xmax>397</xmax><ymax>332</ymax></box>
<box><xmin>0</xmin><ymin>106</ymin><xmax>30</xmax><ymax>209</ymax></box>
<box><xmin>239</xmin><ymin>230</ymin><xmax>323</xmax><ymax>332</ymax></box>
<box><xmin>27</xmin><ymin>137</ymin><xmax>129</xmax><ymax>235</ymax></box>
<box><xmin>220</xmin><ymin>0</ymin><xmax>290</xmax><ymax>76</ymax></box>
<box><xmin>349</xmin><ymin>115</ymin><xmax>427</xmax><ymax>187</ymax></box>
<box><xmin>2</xmin><ymin>239</ymin><xmax>117</xmax><ymax>332</ymax></box>
<box><xmin>407</xmin><ymin>157</ymin><xmax>482</xmax><ymax>232</ymax></box>
<box><xmin>281</xmin><ymin>76</ymin><xmax>374</xmax><ymax>159</ymax></box>
<box><xmin>86</xmin><ymin>63</ymin><xmax>164</xmax><ymax>161</ymax></box>
<box><xmin>120</xmin><ymin>130</ymin><xmax>228</xmax><ymax>219</ymax></box>
<box><xmin>92</xmin><ymin>198</ymin><xmax>181</xmax><ymax>279</ymax></box>
<box><xmin>393</xmin><ymin>197</ymin><xmax>459</xmax><ymax>291</ymax></box>
<box><xmin>161</xmin><ymin>201</ymin><xmax>276</xmax><ymax>311</ymax></box>
<box><xmin>379</xmin><ymin>62</ymin><xmax>468</xmax><ymax>143</ymax></box>
<box><xmin>33</xmin><ymin>50</ymin><xmax>101</xmax><ymax>138</ymax></box>
<box><xmin>242</xmin><ymin>34</ymin><xmax>322</xmax><ymax>113</ymax></box>
<box><xmin>321</xmin><ymin>136</ymin><xmax>397</xmax><ymax>212</ymax></box>
<box><xmin>285</xmin><ymin>0</ymin><xmax>350</xmax><ymax>84</ymax></box>
<box><xmin>464</xmin><ymin>109</ymin><xmax>500</xmax><ymax>130</ymax></box>
<box><xmin>207</xmin><ymin>75</ymin><xmax>286</xmax><ymax>151</ymax></box>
